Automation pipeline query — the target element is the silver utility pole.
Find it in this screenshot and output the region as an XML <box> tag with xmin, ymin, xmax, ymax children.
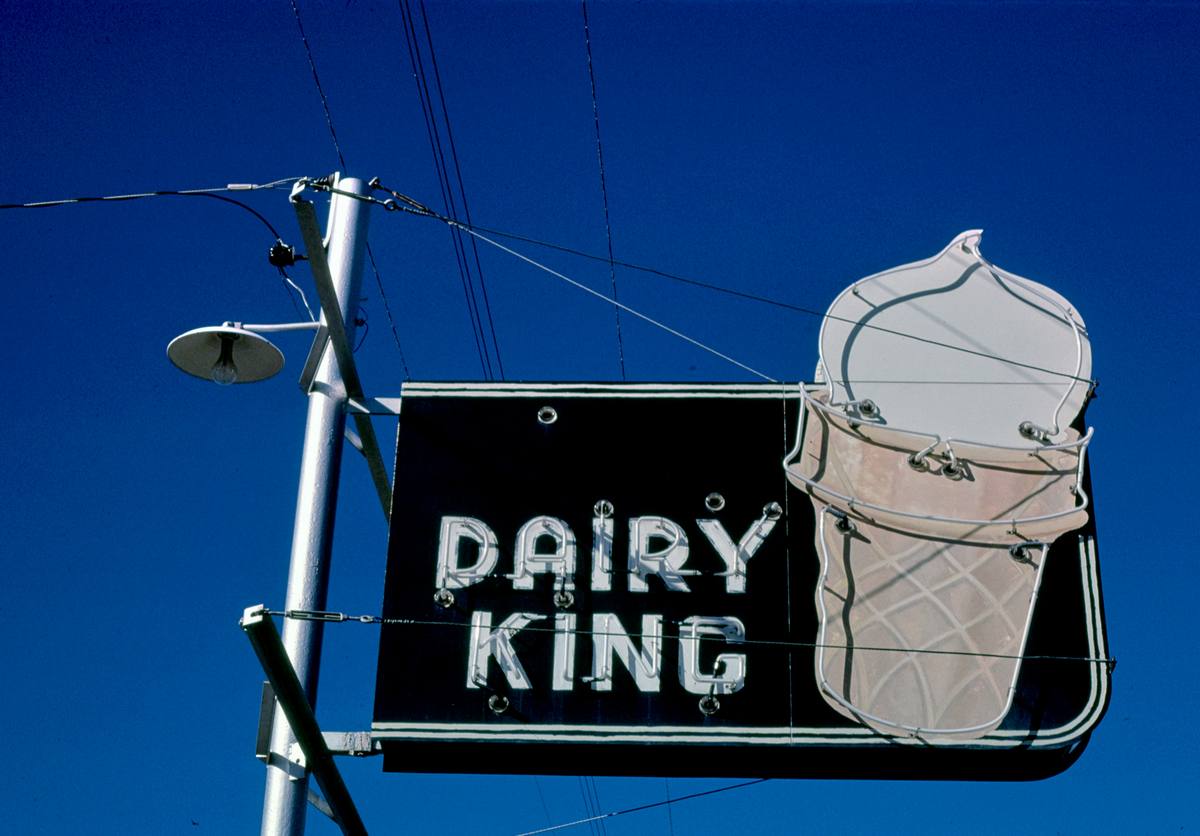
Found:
<box><xmin>261</xmin><ymin>177</ymin><xmax>371</xmax><ymax>836</ymax></box>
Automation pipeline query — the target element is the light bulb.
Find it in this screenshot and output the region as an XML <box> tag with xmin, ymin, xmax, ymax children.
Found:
<box><xmin>211</xmin><ymin>335</ymin><xmax>239</xmax><ymax>385</ymax></box>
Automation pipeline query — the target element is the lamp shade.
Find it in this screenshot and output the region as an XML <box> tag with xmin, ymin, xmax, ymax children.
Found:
<box><xmin>166</xmin><ymin>324</ymin><xmax>285</xmax><ymax>384</ymax></box>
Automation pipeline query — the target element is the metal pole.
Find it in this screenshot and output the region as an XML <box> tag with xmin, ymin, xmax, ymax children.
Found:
<box><xmin>261</xmin><ymin>176</ymin><xmax>371</xmax><ymax>836</ymax></box>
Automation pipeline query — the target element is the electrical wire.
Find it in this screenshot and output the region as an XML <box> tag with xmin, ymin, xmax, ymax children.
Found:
<box><xmin>368</xmin><ymin>188</ymin><xmax>1093</xmax><ymax>386</ymax></box>
<box><xmin>576</xmin><ymin>778</ymin><xmax>601</xmax><ymax>836</ymax></box>
<box><xmin>664</xmin><ymin>779</ymin><xmax>676</xmax><ymax>836</ymax></box>
<box><xmin>397</xmin><ymin>0</ymin><xmax>502</xmax><ymax>380</ymax></box>
<box><xmin>287</xmin><ymin>1</ymin><xmax>411</xmax><ymax>370</ymax></box>
<box><xmin>382</xmin><ymin>166</ymin><xmax>783</xmax><ymax>383</ymax></box>
<box><xmin>581</xmin><ymin>0</ymin><xmax>627</xmax><ymax>380</ymax></box>
<box><xmin>532</xmin><ymin>778</ymin><xmax>553</xmax><ymax>829</ymax></box>
<box><xmin>1</xmin><ymin>186</ymin><xmax>285</xmax><ymax>238</ymax></box>
<box><xmin>586</xmin><ymin>777</ymin><xmax>608</xmax><ymax>836</ymax></box>
<box><xmin>462</xmin><ymin>226</ymin><xmax>1094</xmax><ymax>383</ymax></box>
<box><xmin>418</xmin><ymin>0</ymin><xmax>504</xmax><ymax>380</ymax></box>
<box><xmin>0</xmin><ymin>177</ymin><xmax>301</xmax><ymax>206</ymax></box>
<box><xmin>9</xmin><ymin>175</ymin><xmax>1099</xmax><ymax>383</ymax></box>
<box><xmin>449</xmin><ymin>221</ymin><xmax>778</xmax><ymax>382</ymax></box>
<box><xmin>279</xmin><ymin>267</ymin><xmax>317</xmax><ymax>321</ymax></box>
<box><xmin>397</xmin><ymin>0</ymin><xmax>490</xmax><ymax>378</ymax></box>
<box><xmin>516</xmin><ymin>779</ymin><xmax>770</xmax><ymax>836</ymax></box>
<box><xmin>366</xmin><ymin>242</ymin><xmax>411</xmax><ymax>379</ymax></box>
<box><xmin>289</xmin><ymin>0</ymin><xmax>348</xmax><ymax>170</ymax></box>
<box><xmin>1</xmin><ymin>182</ymin><xmax>321</xmax><ymax>317</ymax></box>
<box><xmin>370</xmin><ymin>183</ymin><xmax>1095</xmax><ymax>385</ymax></box>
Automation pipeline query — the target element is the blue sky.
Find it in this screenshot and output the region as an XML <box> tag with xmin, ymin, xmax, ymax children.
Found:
<box><xmin>1</xmin><ymin>1</ymin><xmax>1197</xmax><ymax>833</ymax></box>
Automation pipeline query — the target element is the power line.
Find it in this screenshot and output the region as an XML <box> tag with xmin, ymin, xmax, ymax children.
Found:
<box><xmin>396</xmin><ymin>0</ymin><xmax>489</xmax><ymax>378</ymax></box>
<box><xmin>532</xmin><ymin>778</ymin><xmax>552</xmax><ymax>829</ymax></box>
<box><xmin>287</xmin><ymin>1</ymin><xmax>411</xmax><ymax>368</ymax></box>
<box><xmin>1</xmin><ymin>185</ymin><xmax>286</xmax><ymax>237</ymax></box>
<box><xmin>418</xmin><ymin>0</ymin><xmax>504</xmax><ymax>380</ymax></box>
<box><xmin>664</xmin><ymin>779</ymin><xmax>676</xmax><ymax>836</ymax></box>
<box><xmin>396</xmin><ymin>0</ymin><xmax>502</xmax><ymax>380</ymax></box>
<box><xmin>516</xmin><ymin>779</ymin><xmax>770</xmax><ymax>836</ymax></box>
<box><xmin>368</xmin><ymin>188</ymin><xmax>1093</xmax><ymax>385</ymax></box>
<box><xmin>586</xmin><ymin>777</ymin><xmax>608</xmax><ymax>836</ymax></box>
<box><xmin>0</xmin><ymin>181</ymin><xmax>321</xmax><ymax>317</ymax></box>
<box><xmin>376</xmin><ymin>167</ymin><xmax>763</xmax><ymax>379</ymax></box>
<box><xmin>399</xmin><ymin>0</ymin><xmax>477</xmax><ymax>373</ymax></box>
<box><xmin>581</xmin><ymin>0</ymin><xmax>627</xmax><ymax>380</ymax></box>
<box><xmin>371</xmin><ymin>184</ymin><xmax>1095</xmax><ymax>385</ymax></box>
<box><xmin>27</xmin><ymin>174</ymin><xmax>1085</xmax><ymax>389</ymax></box>
<box><xmin>366</xmin><ymin>243</ymin><xmax>411</xmax><ymax>379</ymax></box>
<box><xmin>454</xmin><ymin>221</ymin><xmax>777</xmax><ymax>381</ymax></box>
<box><xmin>459</xmin><ymin>225</ymin><xmax>1094</xmax><ymax>384</ymax></box>
<box><xmin>576</xmin><ymin>778</ymin><xmax>601</xmax><ymax>836</ymax></box>
<box><xmin>289</xmin><ymin>0</ymin><xmax>348</xmax><ymax>170</ymax></box>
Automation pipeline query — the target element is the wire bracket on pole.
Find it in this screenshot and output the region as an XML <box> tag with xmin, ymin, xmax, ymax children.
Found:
<box><xmin>323</xmin><ymin>731</ymin><xmax>381</xmax><ymax>757</ymax></box>
<box><xmin>256</xmin><ymin>681</ymin><xmax>277</xmax><ymax>763</ymax></box>
<box><xmin>240</xmin><ymin>605</ymin><xmax>369</xmax><ymax>836</ymax></box>
<box><xmin>297</xmin><ymin>322</ymin><xmax>330</xmax><ymax>393</ymax></box>
<box><xmin>346</xmin><ymin>396</ymin><xmax>402</xmax><ymax>416</ymax></box>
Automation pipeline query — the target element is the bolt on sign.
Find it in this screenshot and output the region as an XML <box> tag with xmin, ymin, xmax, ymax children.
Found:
<box><xmin>373</xmin><ymin>383</ymin><xmax>1109</xmax><ymax>779</ymax></box>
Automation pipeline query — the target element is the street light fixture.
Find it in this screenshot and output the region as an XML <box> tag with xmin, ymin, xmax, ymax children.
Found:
<box><xmin>166</xmin><ymin>322</ymin><xmax>300</xmax><ymax>385</ymax></box>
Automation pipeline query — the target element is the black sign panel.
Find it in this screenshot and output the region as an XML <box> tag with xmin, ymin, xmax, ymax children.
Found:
<box><xmin>374</xmin><ymin>383</ymin><xmax>1109</xmax><ymax>779</ymax></box>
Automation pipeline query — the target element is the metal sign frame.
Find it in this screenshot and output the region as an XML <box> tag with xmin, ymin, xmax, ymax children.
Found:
<box><xmin>373</xmin><ymin>383</ymin><xmax>1110</xmax><ymax>780</ymax></box>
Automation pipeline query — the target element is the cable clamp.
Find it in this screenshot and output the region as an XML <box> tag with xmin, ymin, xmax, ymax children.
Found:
<box><xmin>368</xmin><ymin>178</ymin><xmax>437</xmax><ymax>216</ymax></box>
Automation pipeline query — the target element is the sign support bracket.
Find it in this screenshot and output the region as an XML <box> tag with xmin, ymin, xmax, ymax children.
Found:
<box><xmin>291</xmin><ymin>182</ymin><xmax>392</xmax><ymax>522</ymax></box>
<box><xmin>241</xmin><ymin>605</ymin><xmax>368</xmax><ymax>836</ymax></box>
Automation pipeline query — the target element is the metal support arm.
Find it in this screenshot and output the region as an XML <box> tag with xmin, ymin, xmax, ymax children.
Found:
<box><xmin>291</xmin><ymin>188</ymin><xmax>393</xmax><ymax>522</ymax></box>
<box><xmin>241</xmin><ymin>606</ymin><xmax>368</xmax><ymax>836</ymax></box>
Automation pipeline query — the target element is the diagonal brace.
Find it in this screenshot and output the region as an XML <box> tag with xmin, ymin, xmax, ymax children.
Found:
<box><xmin>240</xmin><ymin>605</ymin><xmax>368</xmax><ymax>836</ymax></box>
<box><xmin>291</xmin><ymin>191</ymin><xmax>392</xmax><ymax>521</ymax></box>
